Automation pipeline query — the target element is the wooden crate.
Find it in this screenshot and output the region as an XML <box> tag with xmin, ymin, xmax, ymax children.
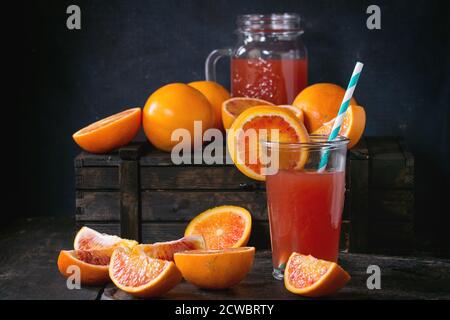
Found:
<box><xmin>74</xmin><ymin>137</ymin><xmax>414</xmax><ymax>254</ymax></box>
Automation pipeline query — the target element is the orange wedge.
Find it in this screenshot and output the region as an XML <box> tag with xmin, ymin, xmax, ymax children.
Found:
<box><xmin>284</xmin><ymin>253</ymin><xmax>351</xmax><ymax>297</ymax></box>
<box><xmin>73</xmin><ymin>107</ymin><xmax>141</xmax><ymax>154</ymax></box>
<box><xmin>222</xmin><ymin>97</ymin><xmax>274</xmax><ymax>130</ymax></box>
<box><xmin>174</xmin><ymin>247</ymin><xmax>255</xmax><ymax>289</ymax></box>
<box><xmin>313</xmin><ymin>105</ymin><xmax>366</xmax><ymax>149</ymax></box>
<box><xmin>57</xmin><ymin>249</ymin><xmax>110</xmax><ymax>285</ymax></box>
<box><xmin>109</xmin><ymin>247</ymin><xmax>182</xmax><ymax>298</ymax></box>
<box><xmin>227</xmin><ymin>105</ymin><xmax>310</xmax><ymax>181</ymax></box>
<box><xmin>74</xmin><ymin>226</ymin><xmax>137</xmax><ymax>251</ymax></box>
<box><xmin>184</xmin><ymin>205</ymin><xmax>252</xmax><ymax>249</ymax></box>
<box><xmin>137</xmin><ymin>235</ymin><xmax>206</xmax><ymax>261</ymax></box>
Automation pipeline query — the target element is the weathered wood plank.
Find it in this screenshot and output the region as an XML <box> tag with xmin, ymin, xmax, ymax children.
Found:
<box><xmin>348</xmin><ymin>158</ymin><xmax>369</xmax><ymax>253</ymax></box>
<box><xmin>366</xmin><ymin>137</ymin><xmax>405</xmax><ymax>159</ymax></box>
<box><xmin>76</xmin><ymin>190</ymin><xmax>350</xmax><ymax>223</ymax></box>
<box><xmin>75</xmin><ymin>166</ymin><xmax>264</xmax><ymax>190</ymax></box>
<box><xmin>140</xmin><ymin>166</ymin><xmax>264</xmax><ymax>190</ymax></box>
<box><xmin>75</xmin><ymin>167</ymin><xmax>118</xmax><ymax>189</ymax></box>
<box><xmin>74</xmin><ymin>151</ymin><xmax>121</xmax><ymax>167</ymax></box>
<box><xmin>366</xmin><ymin>137</ymin><xmax>414</xmax><ymax>189</ymax></box>
<box><xmin>348</xmin><ymin>137</ymin><xmax>369</xmax><ymax>161</ymax></box>
<box><xmin>119</xmin><ymin>160</ymin><xmax>141</xmax><ymax>242</ymax></box>
<box><xmin>119</xmin><ymin>142</ymin><xmax>143</xmax><ymax>161</ymax></box>
<box><xmin>76</xmin><ymin>191</ymin><xmax>268</xmax><ymax>221</ymax></box>
<box><xmin>370</xmin><ymin>189</ymin><xmax>414</xmax><ymax>222</ymax></box>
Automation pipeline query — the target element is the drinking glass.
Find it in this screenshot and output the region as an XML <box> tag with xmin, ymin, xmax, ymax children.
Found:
<box><xmin>262</xmin><ymin>135</ymin><xmax>349</xmax><ymax>280</ymax></box>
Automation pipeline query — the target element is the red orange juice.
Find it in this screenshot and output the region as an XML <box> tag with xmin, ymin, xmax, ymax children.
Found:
<box><xmin>231</xmin><ymin>58</ymin><xmax>308</xmax><ymax>105</ymax></box>
<box><xmin>266</xmin><ymin>169</ymin><xmax>346</xmax><ymax>270</ymax></box>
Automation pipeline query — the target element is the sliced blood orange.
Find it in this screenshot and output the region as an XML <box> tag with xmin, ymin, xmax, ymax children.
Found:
<box><xmin>73</xmin><ymin>107</ymin><xmax>141</xmax><ymax>154</ymax></box>
<box><xmin>184</xmin><ymin>205</ymin><xmax>252</xmax><ymax>249</ymax></box>
<box><xmin>74</xmin><ymin>226</ymin><xmax>137</xmax><ymax>251</ymax></box>
<box><xmin>109</xmin><ymin>247</ymin><xmax>182</xmax><ymax>298</ymax></box>
<box><xmin>137</xmin><ymin>235</ymin><xmax>206</xmax><ymax>261</ymax></box>
<box><xmin>276</xmin><ymin>105</ymin><xmax>304</xmax><ymax>123</ymax></box>
<box><xmin>57</xmin><ymin>249</ymin><xmax>110</xmax><ymax>285</ymax></box>
<box><xmin>222</xmin><ymin>97</ymin><xmax>274</xmax><ymax>130</ymax></box>
<box><xmin>174</xmin><ymin>247</ymin><xmax>255</xmax><ymax>289</ymax></box>
<box><xmin>284</xmin><ymin>253</ymin><xmax>351</xmax><ymax>297</ymax></box>
<box><xmin>74</xmin><ymin>247</ymin><xmax>114</xmax><ymax>266</ymax></box>
<box><xmin>313</xmin><ymin>105</ymin><xmax>366</xmax><ymax>149</ymax></box>
<box><xmin>227</xmin><ymin>105</ymin><xmax>310</xmax><ymax>181</ymax></box>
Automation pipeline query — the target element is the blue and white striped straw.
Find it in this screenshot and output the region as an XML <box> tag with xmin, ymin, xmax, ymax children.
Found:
<box><xmin>318</xmin><ymin>62</ymin><xmax>364</xmax><ymax>172</ymax></box>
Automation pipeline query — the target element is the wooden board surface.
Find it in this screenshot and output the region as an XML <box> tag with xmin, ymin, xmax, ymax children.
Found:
<box><xmin>0</xmin><ymin>217</ymin><xmax>102</xmax><ymax>300</ymax></box>
<box><xmin>1</xmin><ymin>217</ymin><xmax>448</xmax><ymax>300</ymax></box>
<box><xmin>103</xmin><ymin>250</ymin><xmax>450</xmax><ymax>300</ymax></box>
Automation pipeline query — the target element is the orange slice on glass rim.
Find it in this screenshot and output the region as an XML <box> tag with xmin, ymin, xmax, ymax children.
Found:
<box><xmin>313</xmin><ymin>105</ymin><xmax>366</xmax><ymax>149</ymax></box>
<box><xmin>284</xmin><ymin>253</ymin><xmax>351</xmax><ymax>297</ymax></box>
<box><xmin>277</xmin><ymin>105</ymin><xmax>304</xmax><ymax>123</ymax></box>
<box><xmin>222</xmin><ymin>97</ymin><xmax>274</xmax><ymax>130</ymax></box>
<box><xmin>184</xmin><ymin>205</ymin><xmax>252</xmax><ymax>250</ymax></box>
<box><xmin>227</xmin><ymin>105</ymin><xmax>310</xmax><ymax>181</ymax></box>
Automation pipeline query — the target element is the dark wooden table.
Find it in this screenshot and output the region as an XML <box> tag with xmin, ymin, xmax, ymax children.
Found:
<box><xmin>1</xmin><ymin>217</ymin><xmax>449</xmax><ymax>300</ymax></box>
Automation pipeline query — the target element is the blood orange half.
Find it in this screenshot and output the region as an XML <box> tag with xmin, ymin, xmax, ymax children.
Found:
<box><xmin>109</xmin><ymin>247</ymin><xmax>182</xmax><ymax>298</ymax></box>
<box><xmin>284</xmin><ymin>253</ymin><xmax>351</xmax><ymax>297</ymax></box>
<box><xmin>222</xmin><ymin>97</ymin><xmax>274</xmax><ymax>130</ymax></box>
<box><xmin>227</xmin><ymin>105</ymin><xmax>310</xmax><ymax>181</ymax></box>
<box><xmin>73</xmin><ymin>107</ymin><xmax>141</xmax><ymax>154</ymax></box>
<box><xmin>184</xmin><ymin>205</ymin><xmax>252</xmax><ymax>250</ymax></box>
<box><xmin>174</xmin><ymin>247</ymin><xmax>255</xmax><ymax>289</ymax></box>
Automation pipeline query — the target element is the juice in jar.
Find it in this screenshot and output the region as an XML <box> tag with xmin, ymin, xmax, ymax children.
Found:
<box><xmin>231</xmin><ymin>58</ymin><xmax>308</xmax><ymax>105</ymax></box>
<box><xmin>265</xmin><ymin>169</ymin><xmax>346</xmax><ymax>270</ymax></box>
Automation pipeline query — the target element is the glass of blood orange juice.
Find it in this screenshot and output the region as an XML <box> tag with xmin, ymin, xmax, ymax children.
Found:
<box><xmin>261</xmin><ymin>135</ymin><xmax>349</xmax><ymax>280</ymax></box>
<box><xmin>206</xmin><ymin>13</ymin><xmax>307</xmax><ymax>105</ymax></box>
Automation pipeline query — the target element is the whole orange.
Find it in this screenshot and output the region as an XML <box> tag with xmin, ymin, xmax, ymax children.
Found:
<box><xmin>292</xmin><ymin>83</ymin><xmax>358</xmax><ymax>132</ymax></box>
<box><xmin>143</xmin><ymin>83</ymin><xmax>214</xmax><ymax>152</ymax></box>
<box><xmin>188</xmin><ymin>81</ymin><xmax>230</xmax><ymax>131</ymax></box>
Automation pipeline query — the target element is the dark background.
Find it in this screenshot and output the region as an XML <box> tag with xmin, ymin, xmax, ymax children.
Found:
<box><xmin>17</xmin><ymin>1</ymin><xmax>448</xmax><ymax>252</ymax></box>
